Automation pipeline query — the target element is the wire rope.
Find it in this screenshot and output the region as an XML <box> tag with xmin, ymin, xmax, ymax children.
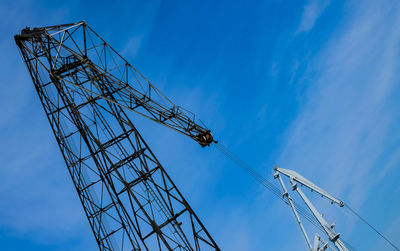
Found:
<box><xmin>214</xmin><ymin>142</ymin><xmax>365</xmax><ymax>251</ymax></box>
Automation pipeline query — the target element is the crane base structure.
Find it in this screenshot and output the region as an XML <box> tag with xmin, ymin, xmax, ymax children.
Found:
<box><xmin>15</xmin><ymin>21</ymin><xmax>219</xmax><ymax>251</ymax></box>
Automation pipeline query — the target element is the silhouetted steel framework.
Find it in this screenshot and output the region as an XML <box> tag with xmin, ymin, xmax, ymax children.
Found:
<box><xmin>15</xmin><ymin>21</ymin><xmax>219</xmax><ymax>251</ymax></box>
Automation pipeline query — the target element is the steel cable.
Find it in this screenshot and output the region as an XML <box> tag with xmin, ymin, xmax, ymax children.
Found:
<box><xmin>344</xmin><ymin>204</ymin><xmax>399</xmax><ymax>251</ymax></box>
<box><xmin>214</xmin><ymin>143</ymin><xmax>359</xmax><ymax>250</ymax></box>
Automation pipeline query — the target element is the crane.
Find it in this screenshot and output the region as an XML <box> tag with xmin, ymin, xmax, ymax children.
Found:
<box><xmin>15</xmin><ymin>21</ymin><xmax>219</xmax><ymax>251</ymax></box>
<box><xmin>274</xmin><ymin>166</ymin><xmax>348</xmax><ymax>251</ymax></box>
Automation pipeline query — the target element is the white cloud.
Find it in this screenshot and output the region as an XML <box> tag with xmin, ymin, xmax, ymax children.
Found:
<box><xmin>277</xmin><ymin>0</ymin><xmax>400</xmax><ymax>244</ymax></box>
<box><xmin>121</xmin><ymin>34</ymin><xmax>144</xmax><ymax>58</ymax></box>
<box><xmin>297</xmin><ymin>0</ymin><xmax>331</xmax><ymax>34</ymax></box>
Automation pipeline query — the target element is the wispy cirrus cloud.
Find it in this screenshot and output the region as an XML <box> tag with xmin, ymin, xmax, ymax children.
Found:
<box><xmin>119</xmin><ymin>0</ymin><xmax>162</xmax><ymax>60</ymax></box>
<box><xmin>296</xmin><ymin>0</ymin><xmax>330</xmax><ymax>34</ymax></box>
<box><xmin>278</xmin><ymin>0</ymin><xmax>400</xmax><ymax>248</ymax></box>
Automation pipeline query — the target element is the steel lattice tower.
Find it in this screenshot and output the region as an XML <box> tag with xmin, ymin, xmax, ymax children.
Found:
<box><xmin>15</xmin><ymin>21</ymin><xmax>219</xmax><ymax>251</ymax></box>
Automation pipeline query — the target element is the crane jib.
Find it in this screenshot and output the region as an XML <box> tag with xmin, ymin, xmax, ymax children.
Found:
<box><xmin>15</xmin><ymin>21</ymin><xmax>220</xmax><ymax>251</ymax></box>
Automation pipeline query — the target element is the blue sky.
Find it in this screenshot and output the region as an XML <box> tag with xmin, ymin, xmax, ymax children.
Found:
<box><xmin>0</xmin><ymin>0</ymin><xmax>399</xmax><ymax>250</ymax></box>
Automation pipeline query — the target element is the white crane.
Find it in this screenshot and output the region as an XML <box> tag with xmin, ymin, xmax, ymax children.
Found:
<box><xmin>273</xmin><ymin>166</ymin><xmax>348</xmax><ymax>251</ymax></box>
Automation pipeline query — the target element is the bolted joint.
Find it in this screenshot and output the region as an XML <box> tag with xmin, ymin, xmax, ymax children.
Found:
<box><xmin>330</xmin><ymin>233</ymin><xmax>340</xmax><ymax>242</ymax></box>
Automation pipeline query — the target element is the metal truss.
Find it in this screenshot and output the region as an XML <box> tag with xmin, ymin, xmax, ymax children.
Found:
<box><xmin>274</xmin><ymin>167</ymin><xmax>348</xmax><ymax>251</ymax></box>
<box><xmin>15</xmin><ymin>21</ymin><xmax>219</xmax><ymax>251</ymax></box>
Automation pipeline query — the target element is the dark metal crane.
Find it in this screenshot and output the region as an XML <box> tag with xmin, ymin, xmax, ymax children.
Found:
<box><xmin>15</xmin><ymin>21</ymin><xmax>219</xmax><ymax>251</ymax></box>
